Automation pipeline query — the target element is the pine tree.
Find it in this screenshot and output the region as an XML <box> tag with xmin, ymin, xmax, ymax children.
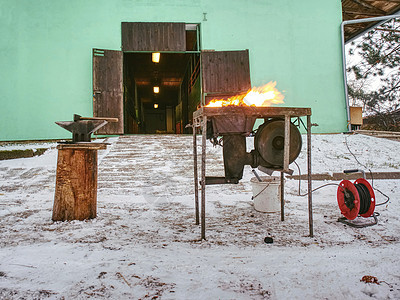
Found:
<box><xmin>347</xmin><ymin>18</ymin><xmax>400</xmax><ymax>119</ymax></box>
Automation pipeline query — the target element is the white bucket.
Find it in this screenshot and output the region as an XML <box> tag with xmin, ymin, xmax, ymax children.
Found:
<box><xmin>251</xmin><ymin>176</ymin><xmax>281</xmax><ymax>213</ymax></box>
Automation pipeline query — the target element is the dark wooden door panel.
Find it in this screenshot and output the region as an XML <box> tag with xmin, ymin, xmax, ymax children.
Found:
<box><xmin>201</xmin><ymin>50</ymin><xmax>251</xmax><ymax>103</ymax></box>
<box><xmin>122</xmin><ymin>22</ymin><xmax>186</xmax><ymax>51</ymax></box>
<box><xmin>93</xmin><ymin>49</ymin><xmax>123</xmax><ymax>135</ymax></box>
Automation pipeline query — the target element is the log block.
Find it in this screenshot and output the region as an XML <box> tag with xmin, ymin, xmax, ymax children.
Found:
<box><xmin>52</xmin><ymin>143</ymin><xmax>107</xmax><ymax>221</ymax></box>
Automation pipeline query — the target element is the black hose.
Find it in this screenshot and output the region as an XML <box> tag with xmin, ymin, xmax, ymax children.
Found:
<box><xmin>354</xmin><ymin>182</ymin><xmax>371</xmax><ymax>214</ymax></box>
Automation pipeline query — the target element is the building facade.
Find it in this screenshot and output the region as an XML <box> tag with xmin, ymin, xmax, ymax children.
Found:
<box><xmin>0</xmin><ymin>0</ymin><xmax>346</xmax><ymax>141</ymax></box>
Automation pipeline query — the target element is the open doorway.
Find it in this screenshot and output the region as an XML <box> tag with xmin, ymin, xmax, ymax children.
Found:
<box><xmin>121</xmin><ymin>22</ymin><xmax>201</xmax><ymax>134</ymax></box>
<box><xmin>92</xmin><ymin>22</ymin><xmax>201</xmax><ymax>135</ymax></box>
<box><xmin>123</xmin><ymin>51</ymin><xmax>200</xmax><ymax>134</ymax></box>
<box><xmin>93</xmin><ymin>23</ymin><xmax>252</xmax><ymax>135</ymax></box>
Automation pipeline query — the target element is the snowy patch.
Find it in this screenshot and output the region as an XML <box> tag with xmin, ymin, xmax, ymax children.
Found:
<box><xmin>0</xmin><ymin>134</ymin><xmax>399</xmax><ymax>299</ymax></box>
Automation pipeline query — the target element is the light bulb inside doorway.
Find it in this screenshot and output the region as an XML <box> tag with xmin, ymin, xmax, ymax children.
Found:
<box><xmin>152</xmin><ymin>52</ymin><xmax>160</xmax><ymax>63</ymax></box>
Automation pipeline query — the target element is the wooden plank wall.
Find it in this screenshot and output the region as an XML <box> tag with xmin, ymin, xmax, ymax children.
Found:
<box><xmin>201</xmin><ymin>50</ymin><xmax>251</xmax><ymax>103</ymax></box>
<box><xmin>93</xmin><ymin>49</ymin><xmax>124</xmax><ymax>134</ymax></box>
<box><xmin>122</xmin><ymin>22</ymin><xmax>186</xmax><ymax>51</ymax></box>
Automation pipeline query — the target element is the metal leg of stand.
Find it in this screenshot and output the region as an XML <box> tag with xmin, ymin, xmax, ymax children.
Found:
<box><xmin>307</xmin><ymin>115</ymin><xmax>313</xmax><ymax>237</ymax></box>
<box><xmin>193</xmin><ymin>126</ymin><xmax>199</xmax><ymax>225</ymax></box>
<box><xmin>281</xmin><ymin>115</ymin><xmax>290</xmax><ymax>221</ymax></box>
<box><xmin>283</xmin><ymin>115</ymin><xmax>290</xmax><ymax>172</ymax></box>
<box><xmin>201</xmin><ymin>116</ymin><xmax>207</xmax><ymax>240</ymax></box>
<box><xmin>280</xmin><ymin>171</ymin><xmax>285</xmax><ymax>221</ymax></box>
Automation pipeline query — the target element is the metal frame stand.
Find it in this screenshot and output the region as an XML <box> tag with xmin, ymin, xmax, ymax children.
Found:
<box><xmin>192</xmin><ymin>107</ymin><xmax>313</xmax><ymax>240</ymax></box>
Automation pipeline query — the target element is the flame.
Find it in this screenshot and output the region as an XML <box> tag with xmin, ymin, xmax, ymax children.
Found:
<box><xmin>205</xmin><ymin>81</ymin><xmax>284</xmax><ymax>107</ymax></box>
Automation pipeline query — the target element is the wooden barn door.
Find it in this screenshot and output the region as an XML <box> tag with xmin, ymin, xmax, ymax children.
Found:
<box><xmin>92</xmin><ymin>49</ymin><xmax>124</xmax><ymax>134</ymax></box>
<box><xmin>121</xmin><ymin>22</ymin><xmax>186</xmax><ymax>51</ymax></box>
<box><xmin>201</xmin><ymin>50</ymin><xmax>251</xmax><ymax>105</ymax></box>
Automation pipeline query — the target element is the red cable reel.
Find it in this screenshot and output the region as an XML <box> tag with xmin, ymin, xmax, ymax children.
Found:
<box><xmin>337</xmin><ymin>178</ymin><xmax>375</xmax><ymax>220</ymax></box>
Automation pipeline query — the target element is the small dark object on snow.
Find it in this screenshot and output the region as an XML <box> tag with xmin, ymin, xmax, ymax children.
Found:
<box><xmin>264</xmin><ymin>237</ymin><xmax>273</xmax><ymax>244</ymax></box>
<box><xmin>361</xmin><ymin>275</ymin><xmax>379</xmax><ymax>284</ymax></box>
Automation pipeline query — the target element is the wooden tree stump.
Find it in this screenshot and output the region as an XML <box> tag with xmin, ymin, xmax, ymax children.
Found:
<box><xmin>52</xmin><ymin>143</ymin><xmax>107</xmax><ymax>221</ymax></box>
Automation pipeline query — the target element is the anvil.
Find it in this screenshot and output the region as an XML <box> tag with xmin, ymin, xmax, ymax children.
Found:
<box><xmin>56</xmin><ymin>114</ymin><xmax>118</xmax><ymax>143</ymax></box>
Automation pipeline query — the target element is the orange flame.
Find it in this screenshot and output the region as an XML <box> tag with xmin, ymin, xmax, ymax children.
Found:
<box><xmin>205</xmin><ymin>81</ymin><xmax>284</xmax><ymax>107</ymax></box>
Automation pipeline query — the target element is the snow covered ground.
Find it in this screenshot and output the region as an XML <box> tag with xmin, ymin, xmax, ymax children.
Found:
<box><xmin>0</xmin><ymin>133</ymin><xmax>399</xmax><ymax>299</ymax></box>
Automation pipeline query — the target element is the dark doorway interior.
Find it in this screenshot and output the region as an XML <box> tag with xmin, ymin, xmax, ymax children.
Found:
<box><xmin>123</xmin><ymin>52</ymin><xmax>200</xmax><ymax>134</ymax></box>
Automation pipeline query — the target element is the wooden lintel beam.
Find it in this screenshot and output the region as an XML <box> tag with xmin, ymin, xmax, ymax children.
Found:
<box><xmin>362</xmin><ymin>0</ymin><xmax>400</xmax><ymax>3</ymax></box>
<box><xmin>345</xmin><ymin>24</ymin><xmax>373</xmax><ymax>29</ymax></box>
<box><xmin>343</xmin><ymin>10</ymin><xmax>385</xmax><ymax>16</ymax></box>
<box><xmin>350</xmin><ymin>0</ymin><xmax>387</xmax><ymax>13</ymax></box>
<box><xmin>342</xmin><ymin>13</ymin><xmax>378</xmax><ymax>23</ymax></box>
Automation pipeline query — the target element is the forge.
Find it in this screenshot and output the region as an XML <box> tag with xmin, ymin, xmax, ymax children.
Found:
<box><xmin>202</xmin><ymin>106</ymin><xmax>305</xmax><ymax>183</ymax></box>
<box><xmin>191</xmin><ymin>105</ymin><xmax>313</xmax><ymax>240</ymax></box>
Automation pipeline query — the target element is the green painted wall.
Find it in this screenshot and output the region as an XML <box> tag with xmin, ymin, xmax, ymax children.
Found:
<box><xmin>0</xmin><ymin>0</ymin><xmax>346</xmax><ymax>141</ymax></box>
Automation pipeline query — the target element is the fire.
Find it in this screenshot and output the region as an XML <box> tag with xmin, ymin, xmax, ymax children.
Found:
<box><xmin>205</xmin><ymin>81</ymin><xmax>284</xmax><ymax>107</ymax></box>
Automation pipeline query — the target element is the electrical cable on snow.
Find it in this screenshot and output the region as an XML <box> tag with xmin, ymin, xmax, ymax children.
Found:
<box><xmin>293</xmin><ymin>134</ymin><xmax>390</xmax><ymax>206</ymax></box>
<box><xmin>299</xmin><ymin>183</ymin><xmax>346</xmax><ymax>197</ymax></box>
<box><xmin>344</xmin><ymin>133</ymin><xmax>390</xmax><ymax>206</ymax></box>
<box><xmin>293</xmin><ymin>161</ymin><xmax>346</xmax><ymax>197</ymax></box>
